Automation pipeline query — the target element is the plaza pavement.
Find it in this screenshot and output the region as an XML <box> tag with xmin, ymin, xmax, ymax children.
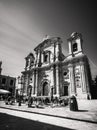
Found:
<box><xmin>0</xmin><ymin>99</ymin><xmax>97</xmax><ymax>123</ymax></box>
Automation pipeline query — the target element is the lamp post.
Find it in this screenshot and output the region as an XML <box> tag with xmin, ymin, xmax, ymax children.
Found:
<box><xmin>17</xmin><ymin>75</ymin><xmax>24</xmax><ymax>106</ymax></box>
<box><xmin>51</xmin><ymin>86</ymin><xmax>54</xmax><ymax>102</ymax></box>
<box><xmin>21</xmin><ymin>75</ymin><xmax>24</xmax><ymax>96</ymax></box>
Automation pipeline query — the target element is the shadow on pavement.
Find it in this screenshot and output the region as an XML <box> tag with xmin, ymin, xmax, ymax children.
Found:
<box><xmin>78</xmin><ymin>110</ymin><xmax>88</xmax><ymax>112</ymax></box>
<box><xmin>0</xmin><ymin>113</ymin><xmax>74</xmax><ymax>130</ymax></box>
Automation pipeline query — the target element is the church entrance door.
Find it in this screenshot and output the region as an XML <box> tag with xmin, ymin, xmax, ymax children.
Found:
<box><xmin>63</xmin><ymin>85</ymin><xmax>68</xmax><ymax>96</ymax></box>
<box><xmin>43</xmin><ymin>82</ymin><xmax>49</xmax><ymax>96</ymax></box>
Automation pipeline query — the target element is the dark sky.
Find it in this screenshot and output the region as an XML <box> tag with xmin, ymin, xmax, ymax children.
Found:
<box><xmin>0</xmin><ymin>0</ymin><xmax>97</xmax><ymax>77</ymax></box>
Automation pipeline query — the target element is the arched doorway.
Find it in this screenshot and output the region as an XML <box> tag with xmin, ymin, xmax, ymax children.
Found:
<box><xmin>43</xmin><ymin>82</ymin><xmax>49</xmax><ymax>96</ymax></box>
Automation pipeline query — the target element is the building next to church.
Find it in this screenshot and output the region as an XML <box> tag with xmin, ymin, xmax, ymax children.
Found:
<box><xmin>21</xmin><ymin>32</ymin><xmax>92</xmax><ymax>99</ymax></box>
<box><xmin>0</xmin><ymin>62</ymin><xmax>16</xmax><ymax>96</ymax></box>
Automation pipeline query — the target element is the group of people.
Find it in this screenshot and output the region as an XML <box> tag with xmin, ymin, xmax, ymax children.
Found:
<box><xmin>5</xmin><ymin>96</ymin><xmax>15</xmax><ymax>105</ymax></box>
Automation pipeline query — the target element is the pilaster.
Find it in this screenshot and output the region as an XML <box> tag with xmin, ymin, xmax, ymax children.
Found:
<box><xmin>55</xmin><ymin>43</ymin><xmax>59</xmax><ymax>62</ymax></box>
<box><xmin>68</xmin><ymin>64</ymin><xmax>76</xmax><ymax>95</ymax></box>
<box><xmin>36</xmin><ymin>50</ymin><xmax>40</xmax><ymax>67</ymax></box>
<box><xmin>25</xmin><ymin>74</ymin><xmax>29</xmax><ymax>94</ymax></box>
<box><xmin>41</xmin><ymin>53</ymin><xmax>44</xmax><ymax>63</ymax></box>
<box><xmin>34</xmin><ymin>51</ymin><xmax>38</xmax><ymax>66</ymax></box>
<box><xmin>35</xmin><ymin>71</ymin><xmax>38</xmax><ymax>96</ymax></box>
<box><xmin>56</xmin><ymin>65</ymin><xmax>60</xmax><ymax>97</ymax></box>
<box><xmin>68</xmin><ymin>40</ymin><xmax>72</xmax><ymax>55</ymax></box>
<box><xmin>80</xmin><ymin>62</ymin><xmax>87</xmax><ymax>93</ymax></box>
<box><xmin>32</xmin><ymin>71</ymin><xmax>35</xmax><ymax>94</ymax></box>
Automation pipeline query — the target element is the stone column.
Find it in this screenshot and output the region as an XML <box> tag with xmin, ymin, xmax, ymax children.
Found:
<box><xmin>68</xmin><ymin>64</ymin><xmax>76</xmax><ymax>95</ymax></box>
<box><xmin>39</xmin><ymin>51</ymin><xmax>41</xmax><ymax>64</ymax></box>
<box><xmin>54</xmin><ymin>44</ymin><xmax>56</xmax><ymax>62</ymax></box>
<box><xmin>41</xmin><ymin>53</ymin><xmax>44</xmax><ymax>64</ymax></box>
<box><xmin>32</xmin><ymin>71</ymin><xmax>35</xmax><ymax>94</ymax></box>
<box><xmin>50</xmin><ymin>66</ymin><xmax>54</xmax><ymax>95</ymax></box>
<box><xmin>36</xmin><ymin>51</ymin><xmax>39</xmax><ymax>67</ymax></box>
<box><xmin>50</xmin><ymin>53</ymin><xmax>53</xmax><ymax>63</ymax></box>
<box><xmin>56</xmin><ymin>66</ymin><xmax>60</xmax><ymax>97</ymax></box>
<box><xmin>34</xmin><ymin>51</ymin><xmax>38</xmax><ymax>66</ymax></box>
<box><xmin>55</xmin><ymin>43</ymin><xmax>59</xmax><ymax>62</ymax></box>
<box><xmin>24</xmin><ymin>74</ymin><xmax>29</xmax><ymax>95</ymax></box>
<box><xmin>50</xmin><ymin>44</ymin><xmax>54</xmax><ymax>63</ymax></box>
<box><xmin>75</xmin><ymin>38</ymin><xmax>83</xmax><ymax>53</ymax></box>
<box><xmin>35</xmin><ymin>71</ymin><xmax>38</xmax><ymax>96</ymax></box>
<box><xmin>29</xmin><ymin>73</ymin><xmax>33</xmax><ymax>95</ymax></box>
<box><xmin>68</xmin><ymin>40</ymin><xmax>72</xmax><ymax>55</ymax></box>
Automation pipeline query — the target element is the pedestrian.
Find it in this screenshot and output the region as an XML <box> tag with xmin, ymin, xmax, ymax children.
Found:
<box><xmin>28</xmin><ymin>96</ymin><xmax>32</xmax><ymax>107</ymax></box>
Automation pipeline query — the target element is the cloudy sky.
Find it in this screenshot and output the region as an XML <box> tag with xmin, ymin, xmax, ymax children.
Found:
<box><xmin>0</xmin><ymin>0</ymin><xmax>97</xmax><ymax>77</ymax></box>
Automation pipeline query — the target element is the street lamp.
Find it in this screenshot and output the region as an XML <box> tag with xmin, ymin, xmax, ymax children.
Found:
<box><xmin>51</xmin><ymin>86</ymin><xmax>54</xmax><ymax>102</ymax></box>
<box><xmin>17</xmin><ymin>75</ymin><xmax>24</xmax><ymax>106</ymax></box>
<box><xmin>21</xmin><ymin>75</ymin><xmax>24</xmax><ymax>96</ymax></box>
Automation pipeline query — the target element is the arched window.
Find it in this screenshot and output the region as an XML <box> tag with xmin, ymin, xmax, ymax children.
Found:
<box><xmin>44</xmin><ymin>54</ymin><xmax>48</xmax><ymax>62</ymax></box>
<box><xmin>73</xmin><ymin>43</ymin><xmax>77</xmax><ymax>52</ymax></box>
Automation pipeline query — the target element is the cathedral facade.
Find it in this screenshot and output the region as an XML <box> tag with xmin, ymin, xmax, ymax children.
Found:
<box><xmin>21</xmin><ymin>32</ymin><xmax>92</xmax><ymax>99</ymax></box>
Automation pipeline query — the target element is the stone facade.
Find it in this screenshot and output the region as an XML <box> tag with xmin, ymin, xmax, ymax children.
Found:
<box><xmin>0</xmin><ymin>62</ymin><xmax>16</xmax><ymax>96</ymax></box>
<box><xmin>0</xmin><ymin>75</ymin><xmax>16</xmax><ymax>96</ymax></box>
<box><xmin>21</xmin><ymin>32</ymin><xmax>92</xmax><ymax>99</ymax></box>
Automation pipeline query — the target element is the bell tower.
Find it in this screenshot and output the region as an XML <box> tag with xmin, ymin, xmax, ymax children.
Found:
<box><xmin>68</xmin><ymin>32</ymin><xmax>83</xmax><ymax>57</ymax></box>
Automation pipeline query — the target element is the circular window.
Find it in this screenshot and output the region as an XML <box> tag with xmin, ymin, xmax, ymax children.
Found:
<box><xmin>64</xmin><ymin>72</ymin><xmax>67</xmax><ymax>76</ymax></box>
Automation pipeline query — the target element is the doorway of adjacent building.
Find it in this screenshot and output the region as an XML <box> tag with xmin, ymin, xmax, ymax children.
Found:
<box><xmin>43</xmin><ymin>82</ymin><xmax>49</xmax><ymax>96</ymax></box>
<box><xmin>63</xmin><ymin>85</ymin><xmax>68</xmax><ymax>96</ymax></box>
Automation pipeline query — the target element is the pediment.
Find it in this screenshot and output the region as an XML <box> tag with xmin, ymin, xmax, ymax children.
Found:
<box><xmin>25</xmin><ymin>52</ymin><xmax>34</xmax><ymax>60</ymax></box>
<box><xmin>34</xmin><ymin>37</ymin><xmax>62</xmax><ymax>51</ymax></box>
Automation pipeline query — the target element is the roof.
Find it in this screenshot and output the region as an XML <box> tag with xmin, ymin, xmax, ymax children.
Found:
<box><xmin>67</xmin><ymin>32</ymin><xmax>82</xmax><ymax>41</ymax></box>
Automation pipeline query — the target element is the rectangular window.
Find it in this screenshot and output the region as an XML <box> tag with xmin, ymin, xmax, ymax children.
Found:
<box><xmin>2</xmin><ymin>78</ymin><xmax>6</xmax><ymax>85</ymax></box>
<box><xmin>44</xmin><ymin>52</ymin><xmax>49</xmax><ymax>63</ymax></box>
<box><xmin>73</xmin><ymin>43</ymin><xmax>78</xmax><ymax>52</ymax></box>
<box><xmin>10</xmin><ymin>80</ymin><xmax>14</xmax><ymax>86</ymax></box>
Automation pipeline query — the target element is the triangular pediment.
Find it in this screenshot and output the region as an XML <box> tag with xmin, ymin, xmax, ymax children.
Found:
<box><xmin>34</xmin><ymin>37</ymin><xmax>62</xmax><ymax>51</ymax></box>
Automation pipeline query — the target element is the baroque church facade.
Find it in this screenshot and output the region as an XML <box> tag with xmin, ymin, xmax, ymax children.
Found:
<box><xmin>21</xmin><ymin>32</ymin><xmax>92</xmax><ymax>99</ymax></box>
